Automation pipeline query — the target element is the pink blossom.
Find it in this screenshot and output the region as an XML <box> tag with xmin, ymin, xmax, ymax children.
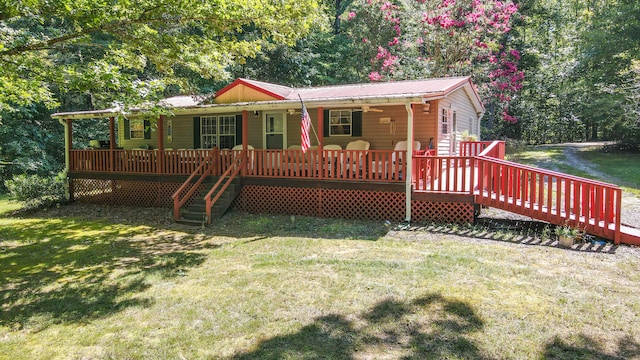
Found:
<box><xmin>369</xmin><ymin>72</ymin><xmax>382</xmax><ymax>81</ymax></box>
<box><xmin>348</xmin><ymin>12</ymin><xmax>356</xmax><ymax>20</ymax></box>
<box><xmin>382</xmin><ymin>55</ymin><xmax>398</xmax><ymax>68</ymax></box>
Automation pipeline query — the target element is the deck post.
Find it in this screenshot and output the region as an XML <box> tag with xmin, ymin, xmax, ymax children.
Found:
<box><xmin>58</xmin><ymin>118</ymin><xmax>72</xmax><ymax>201</ymax></box>
<box><xmin>242</xmin><ymin>110</ymin><xmax>249</xmax><ymax>176</ymax></box>
<box><xmin>405</xmin><ymin>103</ymin><xmax>414</xmax><ymax>222</ymax></box>
<box><xmin>109</xmin><ymin>116</ymin><xmax>115</xmax><ymax>171</ymax></box>
<box><xmin>317</xmin><ymin>107</ymin><xmax>324</xmax><ymax>180</ymax></box>
<box><xmin>157</xmin><ymin>115</ymin><xmax>164</xmax><ymax>173</ymax></box>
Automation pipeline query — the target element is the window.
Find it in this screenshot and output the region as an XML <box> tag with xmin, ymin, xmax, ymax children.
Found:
<box><xmin>130</xmin><ymin>119</ymin><xmax>145</xmax><ymax>139</ymax></box>
<box><xmin>201</xmin><ymin>115</ymin><xmax>236</xmax><ymax>149</ymax></box>
<box><xmin>329</xmin><ymin>110</ymin><xmax>352</xmax><ymax>136</ymax></box>
<box><xmin>441</xmin><ymin>109</ymin><xmax>449</xmax><ymax>135</ymax></box>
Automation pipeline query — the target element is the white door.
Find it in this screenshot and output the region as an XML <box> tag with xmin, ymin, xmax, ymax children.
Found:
<box><xmin>264</xmin><ymin>113</ymin><xmax>287</xmax><ymax>149</ymax></box>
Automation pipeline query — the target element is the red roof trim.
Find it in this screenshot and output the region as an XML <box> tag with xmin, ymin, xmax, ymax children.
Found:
<box><xmin>215</xmin><ymin>78</ymin><xmax>287</xmax><ymax>100</ymax></box>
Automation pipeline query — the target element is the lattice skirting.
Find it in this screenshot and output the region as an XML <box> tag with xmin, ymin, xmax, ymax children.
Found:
<box><xmin>233</xmin><ymin>185</ymin><xmax>474</xmax><ymax>224</ymax></box>
<box><xmin>71</xmin><ymin>179</ymin><xmax>474</xmax><ymax>224</ymax></box>
<box><xmin>70</xmin><ymin>178</ymin><xmax>203</xmax><ymax>208</ymax></box>
<box><xmin>411</xmin><ymin>200</ymin><xmax>475</xmax><ymax>224</ymax></box>
<box><xmin>233</xmin><ymin>185</ymin><xmax>406</xmax><ymax>221</ymax></box>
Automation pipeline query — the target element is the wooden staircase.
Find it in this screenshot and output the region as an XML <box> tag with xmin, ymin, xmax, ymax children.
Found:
<box><xmin>176</xmin><ymin>179</ymin><xmax>241</xmax><ymax>226</ymax></box>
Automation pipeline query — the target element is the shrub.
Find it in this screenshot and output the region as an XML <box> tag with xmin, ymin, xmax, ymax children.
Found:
<box><xmin>4</xmin><ymin>172</ymin><xmax>67</xmax><ymax>209</ymax></box>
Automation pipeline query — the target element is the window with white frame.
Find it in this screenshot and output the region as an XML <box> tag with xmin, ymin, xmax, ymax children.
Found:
<box><xmin>201</xmin><ymin>115</ymin><xmax>236</xmax><ymax>149</ymax></box>
<box><xmin>130</xmin><ymin>119</ymin><xmax>145</xmax><ymax>139</ymax></box>
<box><xmin>441</xmin><ymin>109</ymin><xmax>449</xmax><ymax>135</ymax></box>
<box><xmin>329</xmin><ymin>110</ymin><xmax>352</xmax><ymax>136</ymax></box>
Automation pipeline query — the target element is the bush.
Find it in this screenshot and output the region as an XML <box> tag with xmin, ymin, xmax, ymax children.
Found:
<box><xmin>4</xmin><ymin>172</ymin><xmax>67</xmax><ymax>209</ymax></box>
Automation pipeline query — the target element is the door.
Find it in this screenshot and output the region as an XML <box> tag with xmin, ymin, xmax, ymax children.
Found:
<box><xmin>264</xmin><ymin>113</ymin><xmax>286</xmax><ymax>149</ymax></box>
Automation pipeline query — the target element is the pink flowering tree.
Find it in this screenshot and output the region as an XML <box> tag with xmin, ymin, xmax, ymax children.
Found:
<box><xmin>344</xmin><ymin>0</ymin><xmax>523</xmax><ymax>124</ymax></box>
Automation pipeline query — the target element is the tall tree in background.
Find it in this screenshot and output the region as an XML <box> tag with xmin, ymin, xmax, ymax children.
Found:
<box><xmin>343</xmin><ymin>0</ymin><xmax>523</xmax><ymax>127</ymax></box>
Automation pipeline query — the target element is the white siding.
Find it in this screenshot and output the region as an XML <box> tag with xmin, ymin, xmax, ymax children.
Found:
<box><xmin>436</xmin><ymin>87</ymin><xmax>481</xmax><ymax>156</ymax></box>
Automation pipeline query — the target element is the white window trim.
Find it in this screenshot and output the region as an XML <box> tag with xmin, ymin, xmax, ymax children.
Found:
<box><xmin>329</xmin><ymin>109</ymin><xmax>353</xmax><ymax>137</ymax></box>
<box><xmin>263</xmin><ymin>112</ymin><xmax>288</xmax><ymax>149</ymax></box>
<box><xmin>200</xmin><ymin>115</ymin><xmax>237</xmax><ymax>149</ymax></box>
<box><xmin>441</xmin><ymin>108</ymin><xmax>449</xmax><ymax>135</ymax></box>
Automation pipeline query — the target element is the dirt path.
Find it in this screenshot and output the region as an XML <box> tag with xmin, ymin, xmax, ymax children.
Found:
<box><xmin>559</xmin><ymin>143</ymin><xmax>640</xmax><ymax>229</ymax></box>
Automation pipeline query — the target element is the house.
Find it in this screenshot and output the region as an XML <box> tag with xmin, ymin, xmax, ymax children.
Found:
<box><xmin>51</xmin><ymin>77</ymin><xmax>639</xmax><ymax>245</ymax></box>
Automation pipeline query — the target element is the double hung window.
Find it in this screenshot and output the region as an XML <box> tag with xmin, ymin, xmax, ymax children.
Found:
<box><xmin>201</xmin><ymin>115</ymin><xmax>236</xmax><ymax>149</ymax></box>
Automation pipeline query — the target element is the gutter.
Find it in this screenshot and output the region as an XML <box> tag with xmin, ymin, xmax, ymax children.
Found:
<box><xmin>51</xmin><ymin>94</ymin><xmax>430</xmax><ymax>120</ymax></box>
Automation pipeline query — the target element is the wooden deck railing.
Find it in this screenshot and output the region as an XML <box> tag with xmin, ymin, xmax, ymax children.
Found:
<box><xmin>460</xmin><ymin>141</ymin><xmax>496</xmax><ymax>157</ymax></box>
<box><xmin>475</xmin><ymin>156</ymin><xmax>622</xmax><ymax>243</ymax></box>
<box><xmin>172</xmin><ymin>151</ymin><xmax>218</xmax><ymax>220</ymax></box>
<box><xmin>413</xmin><ymin>156</ymin><xmax>477</xmax><ymax>193</ymax></box>
<box><xmin>70</xmin><ymin>149</ymin><xmax>217</xmax><ymax>175</ymax></box>
<box><xmin>245</xmin><ymin>149</ymin><xmax>405</xmax><ymax>181</ymax></box>
<box><xmin>70</xmin><ymin>149</ymin><xmax>405</xmax><ymax>182</ymax></box>
<box><xmin>205</xmin><ymin>151</ymin><xmax>245</xmax><ymax>223</ymax></box>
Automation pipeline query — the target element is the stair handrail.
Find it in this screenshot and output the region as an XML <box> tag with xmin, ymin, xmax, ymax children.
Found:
<box><xmin>477</xmin><ymin>140</ymin><xmax>505</xmax><ymax>160</ymax></box>
<box><xmin>172</xmin><ymin>149</ymin><xmax>218</xmax><ymax>220</ymax></box>
<box><xmin>204</xmin><ymin>150</ymin><xmax>245</xmax><ymax>223</ymax></box>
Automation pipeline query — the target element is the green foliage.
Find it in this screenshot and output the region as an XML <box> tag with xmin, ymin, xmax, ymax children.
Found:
<box><xmin>4</xmin><ymin>172</ymin><xmax>67</xmax><ymax>209</ymax></box>
<box><xmin>0</xmin><ymin>0</ymin><xmax>322</xmax><ymax>112</ymax></box>
<box><xmin>493</xmin><ymin>0</ymin><xmax>640</xmax><ymax>144</ymax></box>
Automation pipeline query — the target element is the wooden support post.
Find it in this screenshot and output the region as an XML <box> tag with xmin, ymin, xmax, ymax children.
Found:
<box><xmin>317</xmin><ymin>107</ymin><xmax>324</xmax><ymax>180</ymax></box>
<box><xmin>157</xmin><ymin>115</ymin><xmax>164</xmax><ymax>173</ymax></box>
<box><xmin>242</xmin><ymin>110</ymin><xmax>248</xmax><ymax>176</ymax></box>
<box><xmin>67</xmin><ymin>119</ymin><xmax>73</xmax><ymax>152</ymax></box>
<box><xmin>66</xmin><ymin>119</ymin><xmax>74</xmax><ymax>202</ymax></box>
<box><xmin>405</xmin><ymin>103</ymin><xmax>414</xmax><ymax>222</ymax></box>
<box><xmin>109</xmin><ymin>117</ymin><xmax>115</xmax><ymax>171</ymax></box>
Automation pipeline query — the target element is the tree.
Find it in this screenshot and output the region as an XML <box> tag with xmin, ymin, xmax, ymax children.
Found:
<box><xmin>0</xmin><ymin>0</ymin><xmax>322</xmax><ymax>113</ymax></box>
<box><xmin>343</xmin><ymin>0</ymin><xmax>523</xmax><ymax>126</ymax></box>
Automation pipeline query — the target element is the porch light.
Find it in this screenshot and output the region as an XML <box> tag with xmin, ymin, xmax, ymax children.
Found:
<box><xmin>422</xmin><ymin>102</ymin><xmax>431</xmax><ymax>113</ymax></box>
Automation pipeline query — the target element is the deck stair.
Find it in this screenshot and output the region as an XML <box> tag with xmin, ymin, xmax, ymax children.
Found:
<box><xmin>176</xmin><ymin>178</ymin><xmax>241</xmax><ymax>226</ymax></box>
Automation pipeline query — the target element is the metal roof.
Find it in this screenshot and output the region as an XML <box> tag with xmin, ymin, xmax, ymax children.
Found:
<box><xmin>52</xmin><ymin>77</ymin><xmax>484</xmax><ymax>119</ymax></box>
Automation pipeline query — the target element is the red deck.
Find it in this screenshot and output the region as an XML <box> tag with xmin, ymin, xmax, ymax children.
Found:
<box><xmin>68</xmin><ymin>142</ymin><xmax>640</xmax><ymax>246</ymax></box>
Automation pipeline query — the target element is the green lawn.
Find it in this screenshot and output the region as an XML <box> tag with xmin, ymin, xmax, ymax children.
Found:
<box><xmin>580</xmin><ymin>149</ymin><xmax>640</xmax><ymax>192</ymax></box>
<box><xmin>1</xmin><ymin>202</ymin><xmax>639</xmax><ymax>359</ymax></box>
<box><xmin>509</xmin><ymin>145</ymin><xmax>640</xmax><ymax>196</ymax></box>
<box><xmin>0</xmin><ymin>195</ymin><xmax>21</xmax><ymax>216</ymax></box>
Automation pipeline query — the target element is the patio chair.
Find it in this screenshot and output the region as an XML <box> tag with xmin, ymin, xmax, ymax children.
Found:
<box><xmin>344</xmin><ymin>140</ymin><xmax>370</xmax><ymax>177</ymax></box>
<box><xmin>322</xmin><ymin>144</ymin><xmax>342</xmax><ymax>176</ymax></box>
<box><xmin>376</xmin><ymin>140</ymin><xmax>421</xmax><ymax>179</ymax></box>
<box><xmin>391</xmin><ymin>140</ymin><xmax>421</xmax><ymax>164</ymax></box>
<box><xmin>231</xmin><ymin>144</ymin><xmax>255</xmax><ymax>170</ymax></box>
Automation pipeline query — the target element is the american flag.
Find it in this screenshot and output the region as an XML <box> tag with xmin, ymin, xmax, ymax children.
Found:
<box><xmin>300</xmin><ymin>100</ymin><xmax>311</xmax><ymax>153</ymax></box>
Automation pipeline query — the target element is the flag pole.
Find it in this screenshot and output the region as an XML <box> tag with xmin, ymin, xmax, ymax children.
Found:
<box><xmin>299</xmin><ymin>95</ymin><xmax>320</xmax><ymax>145</ymax></box>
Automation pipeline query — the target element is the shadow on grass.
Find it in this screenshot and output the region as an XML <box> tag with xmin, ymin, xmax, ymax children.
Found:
<box><xmin>232</xmin><ymin>293</ymin><xmax>490</xmax><ymax>360</ymax></box>
<box><xmin>0</xmin><ymin>217</ymin><xmax>216</xmax><ymax>331</ymax></box>
<box><xmin>414</xmin><ymin>218</ymin><xmax>619</xmax><ymax>254</ymax></box>
<box><xmin>544</xmin><ymin>334</ymin><xmax>640</xmax><ymax>360</ymax></box>
<box><xmin>28</xmin><ymin>204</ymin><xmax>393</xmax><ymax>241</ymax></box>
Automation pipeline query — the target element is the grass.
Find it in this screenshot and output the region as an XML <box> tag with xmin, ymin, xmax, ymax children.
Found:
<box><xmin>580</xmin><ymin>149</ymin><xmax>640</xmax><ymax>195</ymax></box>
<box><xmin>0</xmin><ymin>194</ymin><xmax>21</xmax><ymax>216</ymax></box>
<box><xmin>1</xmin><ymin>201</ymin><xmax>639</xmax><ymax>359</ymax></box>
<box><xmin>508</xmin><ymin>144</ymin><xmax>640</xmax><ymax>196</ymax></box>
<box><xmin>508</xmin><ymin>146</ymin><xmax>593</xmax><ymax>178</ymax></box>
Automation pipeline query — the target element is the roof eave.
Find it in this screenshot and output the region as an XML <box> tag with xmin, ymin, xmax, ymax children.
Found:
<box><xmin>52</xmin><ymin>94</ymin><xmax>430</xmax><ymax>119</ymax></box>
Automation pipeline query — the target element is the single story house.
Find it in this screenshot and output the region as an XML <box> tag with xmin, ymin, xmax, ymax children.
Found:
<box><xmin>51</xmin><ymin>77</ymin><xmax>637</xmax><ymax>245</ymax></box>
